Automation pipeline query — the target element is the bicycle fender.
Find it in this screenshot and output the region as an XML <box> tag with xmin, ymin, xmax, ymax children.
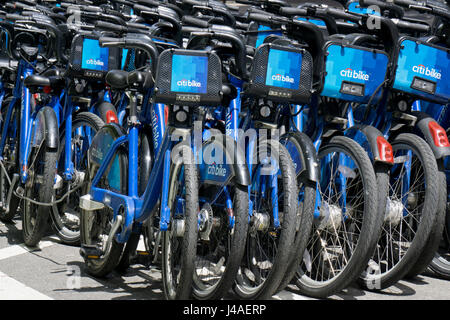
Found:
<box><xmin>199</xmin><ymin>134</ymin><xmax>250</xmax><ymax>187</ymax></box>
<box><xmin>280</xmin><ymin>131</ymin><xmax>319</xmax><ymax>183</ymax></box>
<box><xmin>96</xmin><ymin>101</ymin><xmax>118</xmax><ymax>124</ymax></box>
<box><xmin>413</xmin><ymin>112</ymin><xmax>450</xmax><ymax>160</ymax></box>
<box><xmin>344</xmin><ymin>124</ymin><xmax>393</xmax><ymax>165</ymax></box>
<box><xmin>36</xmin><ymin>107</ymin><xmax>59</xmax><ymax>150</ymax></box>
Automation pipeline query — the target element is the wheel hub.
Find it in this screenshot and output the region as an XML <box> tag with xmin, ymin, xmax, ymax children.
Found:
<box><xmin>250</xmin><ymin>211</ymin><xmax>270</xmax><ymax>235</ymax></box>
<box><xmin>317</xmin><ymin>202</ymin><xmax>342</xmax><ymax>230</ymax></box>
<box><xmin>385</xmin><ymin>198</ymin><xmax>404</xmax><ymax>226</ymax></box>
<box><xmin>198</xmin><ymin>204</ymin><xmax>214</xmax><ymax>241</ymax></box>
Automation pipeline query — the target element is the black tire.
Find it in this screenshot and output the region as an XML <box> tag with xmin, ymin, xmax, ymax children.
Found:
<box><xmin>115</xmin><ymin>232</ymin><xmax>141</xmax><ymax>273</ymax></box>
<box><xmin>428</xmin><ymin>205</ymin><xmax>450</xmax><ymax>280</ymax></box>
<box><xmin>406</xmin><ymin>161</ymin><xmax>446</xmax><ymax>279</ymax></box>
<box><xmin>192</xmin><ymin>184</ymin><xmax>249</xmax><ymax>300</ymax></box>
<box><xmin>0</xmin><ymin>97</ymin><xmax>20</xmax><ymax>222</ymax></box>
<box><xmin>79</xmin><ymin>124</ymin><xmax>127</xmax><ymax>278</ymax></box>
<box><xmin>295</xmin><ymin>136</ymin><xmax>379</xmax><ymax>298</ymax></box>
<box><xmin>161</xmin><ymin>145</ymin><xmax>198</xmax><ymax>300</ymax></box>
<box><xmin>52</xmin><ymin>112</ymin><xmax>104</xmax><ymax>245</ymax></box>
<box><xmin>22</xmin><ymin>146</ymin><xmax>58</xmax><ymax>247</ymax></box>
<box><xmin>115</xmin><ymin>131</ymin><xmax>153</xmax><ymax>272</ymax></box>
<box><xmin>276</xmin><ymin>180</ymin><xmax>316</xmax><ymax>293</ymax></box>
<box><xmin>359</xmin><ymin>133</ymin><xmax>439</xmax><ymax>290</ymax></box>
<box><xmin>79</xmin><ymin>183</ymin><xmax>125</xmax><ymax>278</ymax></box>
<box><xmin>233</xmin><ymin>140</ymin><xmax>298</xmax><ymax>299</ymax></box>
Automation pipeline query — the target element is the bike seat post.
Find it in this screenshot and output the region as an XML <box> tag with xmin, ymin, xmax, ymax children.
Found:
<box><xmin>126</xmin><ymin>90</ymin><xmax>139</xmax><ymax>199</ymax></box>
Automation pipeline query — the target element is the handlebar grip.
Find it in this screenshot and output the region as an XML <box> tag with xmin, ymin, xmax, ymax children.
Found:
<box><xmin>96</xmin><ymin>20</ymin><xmax>127</xmax><ymax>33</ymax></box>
<box><xmin>392</xmin><ymin>0</ymin><xmax>421</xmax><ymax>7</ymax></box>
<box><xmin>138</xmin><ymin>0</ymin><xmax>160</xmax><ymax>7</ymax></box>
<box><xmin>279</xmin><ymin>7</ymin><xmax>308</xmax><ymax>16</ymax></box>
<box><xmin>392</xmin><ymin>19</ymin><xmax>430</xmax><ymax>32</ymax></box>
<box><xmin>235</xmin><ymin>21</ymin><xmax>249</xmax><ymax>30</ymax></box>
<box><xmin>248</xmin><ymin>13</ymin><xmax>278</xmax><ymax>25</ymax></box>
<box><xmin>99</xmin><ymin>36</ymin><xmax>126</xmax><ymax>47</ymax></box>
<box><xmin>326</xmin><ymin>7</ymin><xmax>362</xmax><ymax>22</ymax></box>
<box><xmin>133</xmin><ymin>4</ymin><xmax>156</xmax><ymax>13</ymax></box>
<box><xmin>432</xmin><ymin>6</ymin><xmax>450</xmax><ymax>20</ymax></box>
<box><xmin>182</xmin><ymin>15</ymin><xmax>210</xmax><ymax>28</ymax></box>
<box><xmin>6</xmin><ymin>13</ymin><xmax>31</xmax><ymax>21</ymax></box>
<box><xmin>10</xmin><ymin>2</ymin><xmax>32</xmax><ymax>10</ymax></box>
<box><xmin>181</xmin><ymin>26</ymin><xmax>208</xmax><ymax>34</ymax></box>
<box><xmin>181</xmin><ymin>0</ymin><xmax>205</xmax><ymax>7</ymax></box>
<box><xmin>126</xmin><ymin>22</ymin><xmax>150</xmax><ymax>30</ymax></box>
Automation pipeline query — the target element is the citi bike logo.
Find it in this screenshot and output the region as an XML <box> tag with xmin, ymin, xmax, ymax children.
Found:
<box><xmin>412</xmin><ymin>64</ymin><xmax>442</xmax><ymax>80</ymax></box>
<box><xmin>85</xmin><ymin>58</ymin><xmax>104</xmax><ymax>67</ymax></box>
<box><xmin>340</xmin><ymin>68</ymin><xmax>370</xmax><ymax>81</ymax></box>
<box><xmin>176</xmin><ymin>79</ymin><xmax>202</xmax><ymax>88</ymax></box>
<box><xmin>271</xmin><ymin>74</ymin><xmax>295</xmax><ymax>84</ymax></box>
<box><xmin>207</xmin><ymin>163</ymin><xmax>227</xmax><ymax>177</ymax></box>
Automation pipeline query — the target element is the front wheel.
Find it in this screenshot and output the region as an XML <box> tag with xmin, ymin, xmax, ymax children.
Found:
<box><xmin>0</xmin><ymin>97</ymin><xmax>20</xmax><ymax>222</ymax></box>
<box><xmin>428</xmin><ymin>208</ymin><xmax>450</xmax><ymax>280</ymax></box>
<box><xmin>233</xmin><ymin>140</ymin><xmax>298</xmax><ymax>299</ymax></box>
<box><xmin>295</xmin><ymin>136</ymin><xmax>380</xmax><ymax>298</ymax></box>
<box><xmin>161</xmin><ymin>145</ymin><xmax>199</xmax><ymax>300</ymax></box>
<box><xmin>22</xmin><ymin>145</ymin><xmax>58</xmax><ymax>247</ymax></box>
<box><xmin>359</xmin><ymin>133</ymin><xmax>440</xmax><ymax>290</ymax></box>
<box><xmin>52</xmin><ymin>112</ymin><xmax>104</xmax><ymax>245</ymax></box>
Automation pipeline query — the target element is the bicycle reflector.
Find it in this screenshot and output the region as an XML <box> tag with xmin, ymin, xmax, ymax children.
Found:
<box><xmin>428</xmin><ymin>121</ymin><xmax>450</xmax><ymax>147</ymax></box>
<box><xmin>376</xmin><ymin>136</ymin><xmax>394</xmax><ymax>163</ymax></box>
<box><xmin>105</xmin><ymin>110</ymin><xmax>118</xmax><ymax>124</ymax></box>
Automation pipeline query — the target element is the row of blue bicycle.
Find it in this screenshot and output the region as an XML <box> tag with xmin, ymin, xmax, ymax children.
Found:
<box><xmin>0</xmin><ymin>0</ymin><xmax>448</xmax><ymax>300</ymax></box>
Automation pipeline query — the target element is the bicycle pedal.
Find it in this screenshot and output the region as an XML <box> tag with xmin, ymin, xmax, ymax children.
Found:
<box><xmin>80</xmin><ymin>245</ymin><xmax>103</xmax><ymax>260</ymax></box>
<box><xmin>136</xmin><ymin>252</ymin><xmax>152</xmax><ymax>266</ymax></box>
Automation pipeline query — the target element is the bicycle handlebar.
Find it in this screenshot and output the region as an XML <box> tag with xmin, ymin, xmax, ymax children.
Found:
<box><xmin>99</xmin><ymin>36</ymin><xmax>159</xmax><ymax>71</ymax></box>
<box><xmin>391</xmin><ymin>18</ymin><xmax>431</xmax><ymax>32</ymax></box>
<box><xmin>182</xmin><ymin>16</ymin><xmax>210</xmax><ymax>28</ymax></box>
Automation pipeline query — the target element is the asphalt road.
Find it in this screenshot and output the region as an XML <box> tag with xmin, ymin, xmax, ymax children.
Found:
<box><xmin>0</xmin><ymin>217</ymin><xmax>449</xmax><ymax>300</ymax></box>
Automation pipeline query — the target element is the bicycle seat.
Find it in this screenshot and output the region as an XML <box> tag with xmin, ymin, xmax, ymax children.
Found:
<box><xmin>127</xmin><ymin>70</ymin><xmax>154</xmax><ymax>90</ymax></box>
<box><xmin>24</xmin><ymin>72</ymin><xmax>65</xmax><ymax>91</ymax></box>
<box><xmin>105</xmin><ymin>70</ymin><xmax>129</xmax><ymax>90</ymax></box>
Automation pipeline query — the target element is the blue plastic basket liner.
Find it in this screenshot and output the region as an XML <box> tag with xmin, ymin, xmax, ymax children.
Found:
<box><xmin>393</xmin><ymin>39</ymin><xmax>450</xmax><ymax>104</ymax></box>
<box><xmin>321</xmin><ymin>44</ymin><xmax>389</xmax><ymax>103</ymax></box>
<box><xmin>81</xmin><ymin>38</ymin><xmax>109</xmax><ymax>72</ymax></box>
<box><xmin>255</xmin><ymin>25</ymin><xmax>283</xmax><ymax>48</ymax></box>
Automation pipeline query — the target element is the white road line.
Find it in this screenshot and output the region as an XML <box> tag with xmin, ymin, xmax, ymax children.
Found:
<box><xmin>0</xmin><ymin>270</ymin><xmax>53</xmax><ymax>300</ymax></box>
<box><xmin>0</xmin><ymin>239</ymin><xmax>58</xmax><ymax>261</ymax></box>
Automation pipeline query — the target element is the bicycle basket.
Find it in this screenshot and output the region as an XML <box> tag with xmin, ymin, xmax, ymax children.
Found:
<box><xmin>320</xmin><ymin>42</ymin><xmax>389</xmax><ymax>103</ymax></box>
<box><xmin>392</xmin><ymin>38</ymin><xmax>450</xmax><ymax>104</ymax></box>
<box><xmin>154</xmin><ymin>49</ymin><xmax>222</xmax><ymax>107</ymax></box>
<box><xmin>68</xmin><ymin>33</ymin><xmax>121</xmax><ymax>80</ymax></box>
<box><xmin>245</xmin><ymin>43</ymin><xmax>313</xmax><ymax>104</ymax></box>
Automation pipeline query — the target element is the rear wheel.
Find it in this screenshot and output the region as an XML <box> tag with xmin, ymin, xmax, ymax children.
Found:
<box><xmin>80</xmin><ymin>124</ymin><xmax>127</xmax><ymax>277</ymax></box>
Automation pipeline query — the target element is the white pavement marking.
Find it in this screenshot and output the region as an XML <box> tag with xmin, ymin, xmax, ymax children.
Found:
<box><xmin>0</xmin><ymin>238</ymin><xmax>58</xmax><ymax>261</ymax></box>
<box><xmin>0</xmin><ymin>270</ymin><xmax>53</xmax><ymax>300</ymax></box>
